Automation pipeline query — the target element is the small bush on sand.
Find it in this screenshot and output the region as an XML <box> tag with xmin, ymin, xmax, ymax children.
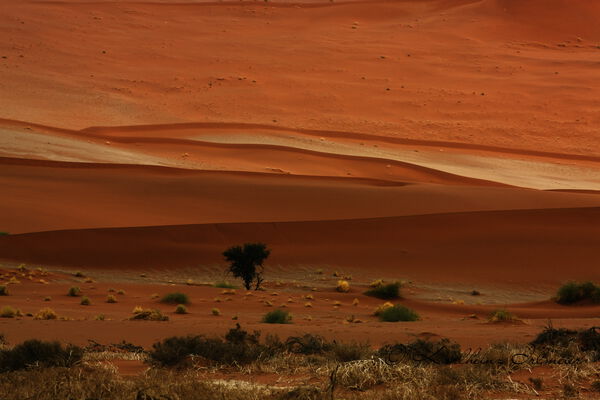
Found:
<box><xmin>556</xmin><ymin>281</ymin><xmax>600</xmax><ymax>304</ymax></box>
<box><xmin>116</xmin><ymin>289</ymin><xmax>126</xmax><ymax>295</ymax></box>
<box><xmin>175</xmin><ymin>304</ymin><xmax>188</xmax><ymax>314</ymax></box>
<box><xmin>80</xmin><ymin>296</ymin><xmax>91</xmax><ymax>306</ymax></box>
<box><xmin>488</xmin><ymin>309</ymin><xmax>517</xmax><ymax>323</ymax></box>
<box><xmin>106</xmin><ymin>295</ymin><xmax>117</xmax><ymax>303</ymax></box>
<box><xmin>365</xmin><ymin>281</ymin><xmax>401</xmax><ymax>300</ymax></box>
<box><xmin>0</xmin><ymin>286</ymin><xmax>8</xmax><ymax>296</ymax></box>
<box><xmin>33</xmin><ymin>308</ymin><xmax>58</xmax><ymax>320</ymax></box>
<box><xmin>73</xmin><ymin>271</ymin><xmax>84</xmax><ymax>278</ymax></box>
<box><xmin>0</xmin><ymin>306</ymin><xmax>20</xmax><ymax>318</ymax></box>
<box><xmin>214</xmin><ymin>281</ymin><xmax>236</xmax><ymax>289</ymax></box>
<box><xmin>44</xmin><ymin>296</ymin><xmax>51</xmax><ymax>302</ymax></box>
<box><xmin>67</xmin><ymin>287</ymin><xmax>81</xmax><ymax>297</ymax></box>
<box><xmin>262</xmin><ymin>309</ymin><xmax>291</xmax><ymax>324</ymax></box>
<box><xmin>130</xmin><ymin>309</ymin><xmax>169</xmax><ymax>321</ymax></box>
<box><xmin>161</xmin><ymin>292</ymin><xmax>189</xmax><ymax>305</ymax></box>
<box><xmin>374</xmin><ymin>302</ymin><xmax>395</xmax><ymax>316</ymax></box>
<box><xmin>378</xmin><ymin>304</ymin><xmax>419</xmax><ymax>322</ymax></box>
<box><xmin>370</xmin><ymin>279</ymin><xmax>384</xmax><ymax>288</ymax></box>
<box><xmin>336</xmin><ymin>280</ymin><xmax>351</xmax><ymax>293</ymax></box>
<box><xmin>0</xmin><ymin>339</ymin><xmax>83</xmax><ymax>372</ymax></box>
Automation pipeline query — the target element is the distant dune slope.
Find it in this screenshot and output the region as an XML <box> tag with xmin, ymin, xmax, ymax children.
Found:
<box><xmin>1</xmin><ymin>207</ymin><xmax>599</xmax><ymax>286</ymax></box>
<box><xmin>1</xmin><ymin>0</ymin><xmax>599</xmax><ymax>155</ymax></box>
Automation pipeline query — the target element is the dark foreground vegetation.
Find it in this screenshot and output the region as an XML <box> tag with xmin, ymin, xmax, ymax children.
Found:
<box><xmin>1</xmin><ymin>325</ymin><xmax>600</xmax><ymax>399</ymax></box>
<box><xmin>556</xmin><ymin>281</ymin><xmax>600</xmax><ymax>305</ymax></box>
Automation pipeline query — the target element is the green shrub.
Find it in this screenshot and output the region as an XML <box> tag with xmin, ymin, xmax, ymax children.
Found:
<box><xmin>365</xmin><ymin>282</ymin><xmax>401</xmax><ymax>300</ymax></box>
<box><xmin>0</xmin><ymin>286</ymin><xmax>8</xmax><ymax>296</ymax></box>
<box><xmin>0</xmin><ymin>306</ymin><xmax>20</xmax><ymax>318</ymax></box>
<box><xmin>378</xmin><ymin>304</ymin><xmax>418</xmax><ymax>322</ymax></box>
<box><xmin>67</xmin><ymin>287</ymin><xmax>81</xmax><ymax>297</ymax></box>
<box><xmin>214</xmin><ymin>281</ymin><xmax>236</xmax><ymax>289</ymax></box>
<box><xmin>0</xmin><ymin>232</ymin><xmax>8</xmax><ymax>236</ymax></box>
<box><xmin>175</xmin><ymin>304</ymin><xmax>188</xmax><ymax>314</ymax></box>
<box><xmin>161</xmin><ymin>292</ymin><xmax>189</xmax><ymax>305</ymax></box>
<box><xmin>80</xmin><ymin>296</ymin><xmax>91</xmax><ymax>306</ymax></box>
<box><xmin>0</xmin><ymin>340</ymin><xmax>83</xmax><ymax>372</ymax></box>
<box><xmin>556</xmin><ymin>281</ymin><xmax>600</xmax><ymax>304</ymax></box>
<box><xmin>262</xmin><ymin>309</ymin><xmax>291</xmax><ymax>324</ymax></box>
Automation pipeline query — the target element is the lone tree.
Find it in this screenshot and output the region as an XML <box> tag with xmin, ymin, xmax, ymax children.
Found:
<box><xmin>223</xmin><ymin>243</ymin><xmax>270</xmax><ymax>290</ymax></box>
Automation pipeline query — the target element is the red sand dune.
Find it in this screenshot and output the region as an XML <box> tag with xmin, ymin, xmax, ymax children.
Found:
<box><xmin>1</xmin><ymin>0</ymin><xmax>600</xmax><ymax>350</ymax></box>
<box><xmin>2</xmin><ymin>207</ymin><xmax>599</xmax><ymax>287</ymax></box>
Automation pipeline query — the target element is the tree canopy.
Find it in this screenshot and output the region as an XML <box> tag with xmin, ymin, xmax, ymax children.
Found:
<box><xmin>223</xmin><ymin>243</ymin><xmax>270</xmax><ymax>290</ymax></box>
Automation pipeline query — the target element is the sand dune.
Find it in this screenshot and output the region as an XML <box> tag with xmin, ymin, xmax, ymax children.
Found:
<box><xmin>1</xmin><ymin>0</ymin><xmax>600</xmax><ymax>357</ymax></box>
<box><xmin>2</xmin><ymin>207</ymin><xmax>599</xmax><ymax>287</ymax></box>
<box><xmin>1</xmin><ymin>0</ymin><xmax>599</xmax><ymax>155</ymax></box>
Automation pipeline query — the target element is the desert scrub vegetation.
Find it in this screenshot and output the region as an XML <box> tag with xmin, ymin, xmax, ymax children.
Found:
<box><xmin>0</xmin><ymin>306</ymin><xmax>21</xmax><ymax>318</ymax></box>
<box><xmin>0</xmin><ymin>286</ymin><xmax>8</xmax><ymax>296</ymax></box>
<box><xmin>2</xmin><ymin>326</ymin><xmax>600</xmax><ymax>399</ymax></box>
<box><xmin>0</xmin><ymin>339</ymin><xmax>83</xmax><ymax>372</ymax></box>
<box><xmin>106</xmin><ymin>295</ymin><xmax>117</xmax><ymax>303</ymax></box>
<box><xmin>555</xmin><ymin>281</ymin><xmax>600</xmax><ymax>304</ymax></box>
<box><xmin>377</xmin><ymin>304</ymin><xmax>419</xmax><ymax>322</ymax></box>
<box><xmin>365</xmin><ymin>281</ymin><xmax>401</xmax><ymax>300</ymax></box>
<box><xmin>149</xmin><ymin>324</ymin><xmax>278</xmax><ymax>367</ymax></box>
<box><xmin>336</xmin><ymin>280</ymin><xmax>350</xmax><ymax>293</ymax></box>
<box><xmin>175</xmin><ymin>304</ymin><xmax>188</xmax><ymax>314</ymax></box>
<box><xmin>80</xmin><ymin>296</ymin><xmax>91</xmax><ymax>306</ymax></box>
<box><xmin>161</xmin><ymin>292</ymin><xmax>189</xmax><ymax>305</ymax></box>
<box><xmin>488</xmin><ymin>309</ymin><xmax>518</xmax><ymax>323</ymax></box>
<box><xmin>130</xmin><ymin>308</ymin><xmax>168</xmax><ymax>321</ymax></box>
<box><xmin>67</xmin><ymin>286</ymin><xmax>81</xmax><ymax>297</ymax></box>
<box><xmin>214</xmin><ymin>281</ymin><xmax>236</xmax><ymax>289</ymax></box>
<box><xmin>530</xmin><ymin>324</ymin><xmax>600</xmax><ymax>361</ymax></box>
<box><xmin>33</xmin><ymin>307</ymin><xmax>58</xmax><ymax>320</ymax></box>
<box><xmin>262</xmin><ymin>309</ymin><xmax>292</xmax><ymax>324</ymax></box>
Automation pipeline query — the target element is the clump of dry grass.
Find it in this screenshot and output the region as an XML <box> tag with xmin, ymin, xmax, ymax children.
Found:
<box><xmin>129</xmin><ymin>308</ymin><xmax>168</xmax><ymax>321</ymax></box>
<box><xmin>336</xmin><ymin>280</ymin><xmax>350</xmax><ymax>293</ymax></box>
<box><xmin>33</xmin><ymin>308</ymin><xmax>58</xmax><ymax>320</ymax></box>
<box><xmin>488</xmin><ymin>309</ymin><xmax>519</xmax><ymax>323</ymax></box>
<box><xmin>0</xmin><ymin>306</ymin><xmax>21</xmax><ymax>318</ymax></box>
<box><xmin>106</xmin><ymin>295</ymin><xmax>117</xmax><ymax>303</ymax></box>
<box><xmin>212</xmin><ymin>308</ymin><xmax>221</xmax><ymax>316</ymax></box>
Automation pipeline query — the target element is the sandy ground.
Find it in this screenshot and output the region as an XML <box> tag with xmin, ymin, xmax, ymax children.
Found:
<box><xmin>1</xmin><ymin>0</ymin><xmax>600</xmax><ymax>361</ymax></box>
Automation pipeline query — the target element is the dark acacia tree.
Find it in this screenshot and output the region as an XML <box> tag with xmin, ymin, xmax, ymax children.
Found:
<box><xmin>223</xmin><ymin>243</ymin><xmax>270</xmax><ymax>290</ymax></box>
